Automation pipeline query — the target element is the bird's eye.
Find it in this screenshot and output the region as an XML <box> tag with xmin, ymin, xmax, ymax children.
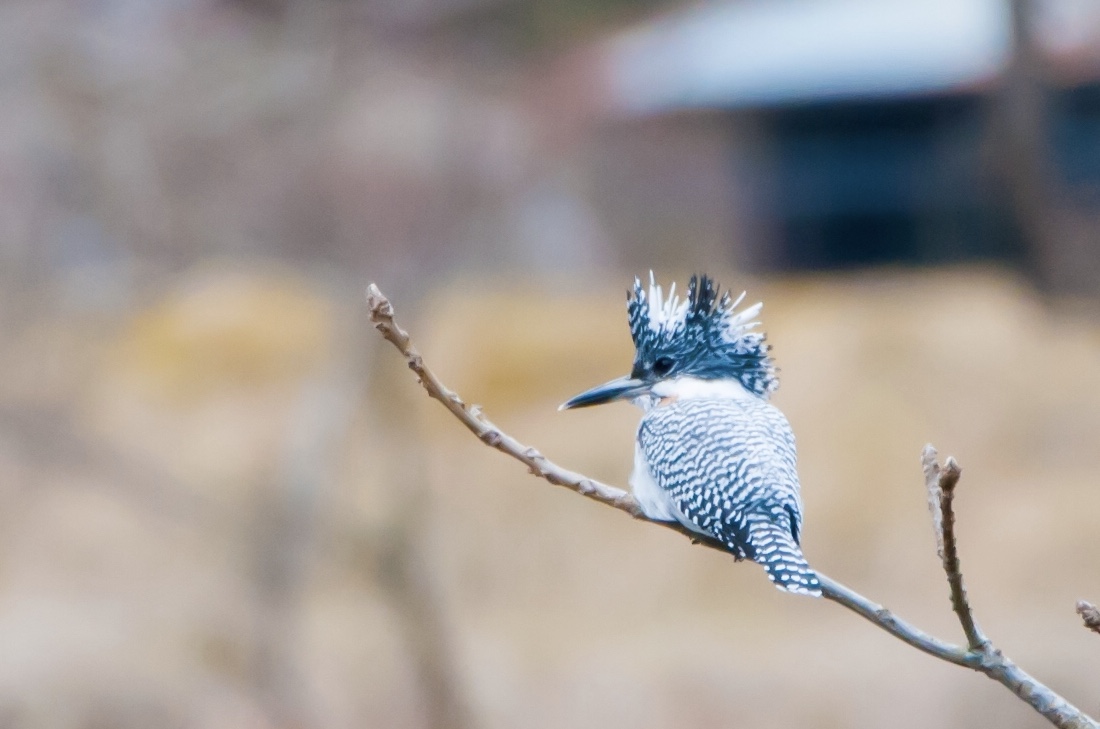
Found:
<box><xmin>652</xmin><ymin>356</ymin><xmax>675</xmax><ymax>377</ymax></box>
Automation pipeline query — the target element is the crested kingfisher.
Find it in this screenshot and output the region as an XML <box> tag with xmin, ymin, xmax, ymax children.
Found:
<box><xmin>561</xmin><ymin>273</ymin><xmax>820</xmax><ymax>596</ymax></box>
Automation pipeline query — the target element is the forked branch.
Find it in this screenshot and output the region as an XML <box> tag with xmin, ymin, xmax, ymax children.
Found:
<box><xmin>366</xmin><ymin>283</ymin><xmax>1097</xmax><ymax>729</ymax></box>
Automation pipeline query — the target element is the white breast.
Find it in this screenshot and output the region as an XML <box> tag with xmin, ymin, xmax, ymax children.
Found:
<box><xmin>629</xmin><ymin>441</ymin><xmax>709</xmax><ymax>537</ymax></box>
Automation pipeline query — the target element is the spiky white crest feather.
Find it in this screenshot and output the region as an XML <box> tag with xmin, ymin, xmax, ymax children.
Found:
<box><xmin>633</xmin><ymin>272</ymin><xmax>763</xmax><ymax>341</ymax></box>
<box><xmin>644</xmin><ymin>271</ymin><xmax>690</xmax><ymax>333</ymax></box>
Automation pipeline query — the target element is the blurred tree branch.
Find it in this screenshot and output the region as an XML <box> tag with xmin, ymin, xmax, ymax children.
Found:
<box><xmin>990</xmin><ymin>0</ymin><xmax>1100</xmax><ymax>295</ymax></box>
<box><xmin>367</xmin><ymin>283</ymin><xmax>1099</xmax><ymax>729</ymax></box>
<box><xmin>362</xmin><ymin>304</ymin><xmax>474</xmax><ymax>729</ymax></box>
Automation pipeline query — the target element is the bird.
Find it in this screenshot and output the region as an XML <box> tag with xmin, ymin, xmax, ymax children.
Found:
<box><xmin>560</xmin><ymin>273</ymin><xmax>820</xmax><ymax>596</ymax></box>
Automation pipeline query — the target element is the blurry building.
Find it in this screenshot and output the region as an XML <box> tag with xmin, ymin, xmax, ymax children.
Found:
<box><xmin>560</xmin><ymin>0</ymin><xmax>1100</xmax><ymax>291</ymax></box>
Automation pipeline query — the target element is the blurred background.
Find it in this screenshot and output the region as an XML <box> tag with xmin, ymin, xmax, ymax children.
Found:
<box><xmin>2</xmin><ymin>0</ymin><xmax>1100</xmax><ymax>727</ymax></box>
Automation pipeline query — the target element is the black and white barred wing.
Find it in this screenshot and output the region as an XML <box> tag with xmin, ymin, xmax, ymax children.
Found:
<box><xmin>637</xmin><ymin>398</ymin><xmax>821</xmax><ymax>596</ymax></box>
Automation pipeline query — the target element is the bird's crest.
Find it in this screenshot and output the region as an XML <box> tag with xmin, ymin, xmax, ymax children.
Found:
<box><xmin>627</xmin><ymin>273</ymin><xmax>778</xmax><ymax>397</ymax></box>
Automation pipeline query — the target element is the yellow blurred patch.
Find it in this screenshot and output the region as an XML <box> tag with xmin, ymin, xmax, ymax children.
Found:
<box><xmin>103</xmin><ymin>269</ymin><xmax>334</xmax><ymax>404</ymax></box>
<box><xmin>80</xmin><ymin>265</ymin><xmax>339</xmax><ymax>493</ymax></box>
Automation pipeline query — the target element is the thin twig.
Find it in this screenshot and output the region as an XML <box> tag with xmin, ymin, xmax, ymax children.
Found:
<box><xmin>366</xmin><ymin>283</ymin><xmax>1098</xmax><ymax>729</ymax></box>
<box><xmin>366</xmin><ymin>284</ymin><xmax>642</xmax><ymax>515</ymax></box>
<box><xmin>1079</xmin><ymin>601</ymin><xmax>1100</xmax><ymax>636</ymax></box>
<box><xmin>923</xmin><ymin>447</ymin><xmax>987</xmax><ymax>650</ymax></box>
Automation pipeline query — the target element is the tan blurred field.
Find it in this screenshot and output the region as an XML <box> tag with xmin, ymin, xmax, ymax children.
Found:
<box><xmin>1</xmin><ymin>263</ymin><xmax>1097</xmax><ymax>728</ymax></box>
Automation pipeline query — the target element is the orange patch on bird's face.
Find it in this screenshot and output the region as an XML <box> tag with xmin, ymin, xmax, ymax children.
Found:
<box><xmin>658</xmin><ymin>395</ymin><xmax>679</xmax><ymax>407</ymax></box>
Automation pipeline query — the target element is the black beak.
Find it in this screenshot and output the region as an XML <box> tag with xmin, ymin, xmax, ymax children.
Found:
<box><xmin>559</xmin><ymin>375</ymin><xmax>649</xmax><ymax>410</ymax></box>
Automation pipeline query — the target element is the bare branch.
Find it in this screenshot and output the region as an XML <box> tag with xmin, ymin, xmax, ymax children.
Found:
<box><xmin>922</xmin><ymin>447</ymin><xmax>988</xmax><ymax>650</ymax></box>
<box><xmin>1078</xmin><ymin>601</ymin><xmax>1100</xmax><ymax>636</ymax></box>
<box><xmin>367</xmin><ymin>283</ymin><xmax>1098</xmax><ymax>729</ymax></box>
<box><xmin>366</xmin><ymin>284</ymin><xmax>642</xmax><ymax>515</ymax></box>
<box><xmin>814</xmin><ymin>574</ymin><xmax>975</xmax><ymax>668</ymax></box>
<box><xmin>366</xmin><ymin>283</ymin><xmax>976</xmax><ymax>665</ymax></box>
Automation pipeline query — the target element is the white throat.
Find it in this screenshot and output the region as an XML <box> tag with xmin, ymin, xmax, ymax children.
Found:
<box><xmin>647</xmin><ymin>376</ymin><xmax>755</xmax><ymax>405</ymax></box>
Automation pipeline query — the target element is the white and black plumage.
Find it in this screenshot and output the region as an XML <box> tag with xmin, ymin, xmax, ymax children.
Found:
<box><xmin>561</xmin><ymin>273</ymin><xmax>820</xmax><ymax>596</ymax></box>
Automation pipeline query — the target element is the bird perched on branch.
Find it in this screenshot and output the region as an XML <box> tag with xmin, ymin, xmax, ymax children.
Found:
<box><xmin>561</xmin><ymin>273</ymin><xmax>820</xmax><ymax>596</ymax></box>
